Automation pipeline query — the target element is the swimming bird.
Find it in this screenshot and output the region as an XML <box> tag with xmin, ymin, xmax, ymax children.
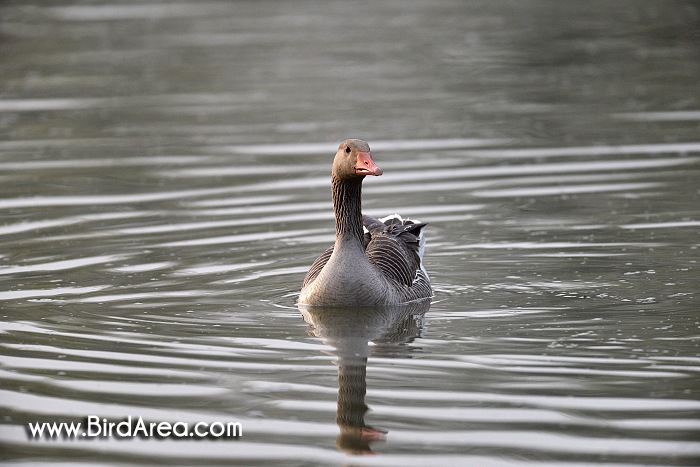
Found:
<box><xmin>298</xmin><ymin>139</ymin><xmax>431</xmax><ymax>306</ymax></box>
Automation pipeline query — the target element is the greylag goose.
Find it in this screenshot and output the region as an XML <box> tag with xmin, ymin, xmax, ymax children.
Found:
<box><xmin>298</xmin><ymin>139</ymin><xmax>432</xmax><ymax>306</ymax></box>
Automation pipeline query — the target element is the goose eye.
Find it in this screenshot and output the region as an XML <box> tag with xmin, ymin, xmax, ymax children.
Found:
<box><xmin>345</xmin><ymin>147</ymin><xmax>351</xmax><ymax>154</ymax></box>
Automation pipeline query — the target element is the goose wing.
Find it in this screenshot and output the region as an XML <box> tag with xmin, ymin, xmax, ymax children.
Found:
<box><xmin>301</xmin><ymin>246</ymin><xmax>333</xmax><ymax>289</ymax></box>
<box><xmin>363</xmin><ymin>214</ymin><xmax>427</xmax><ymax>288</ymax></box>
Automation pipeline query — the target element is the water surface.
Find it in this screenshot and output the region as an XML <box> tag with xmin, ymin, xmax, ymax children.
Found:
<box><xmin>1</xmin><ymin>1</ymin><xmax>699</xmax><ymax>465</ymax></box>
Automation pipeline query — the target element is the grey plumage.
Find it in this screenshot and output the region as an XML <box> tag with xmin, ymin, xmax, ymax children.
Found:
<box><xmin>302</xmin><ymin>214</ymin><xmax>431</xmax><ymax>303</ymax></box>
<box><xmin>298</xmin><ymin>139</ymin><xmax>432</xmax><ymax>306</ymax></box>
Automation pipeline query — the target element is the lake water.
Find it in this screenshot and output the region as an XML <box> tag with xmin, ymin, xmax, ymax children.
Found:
<box><xmin>1</xmin><ymin>1</ymin><xmax>699</xmax><ymax>465</ymax></box>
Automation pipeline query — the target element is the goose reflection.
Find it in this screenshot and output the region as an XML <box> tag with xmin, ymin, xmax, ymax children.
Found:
<box><xmin>299</xmin><ymin>299</ymin><xmax>430</xmax><ymax>454</ymax></box>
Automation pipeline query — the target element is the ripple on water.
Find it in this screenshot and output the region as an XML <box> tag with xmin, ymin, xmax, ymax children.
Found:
<box><xmin>2</xmin><ymin>0</ymin><xmax>700</xmax><ymax>464</ymax></box>
<box><xmin>1</xmin><ymin>130</ymin><xmax>699</xmax><ymax>465</ymax></box>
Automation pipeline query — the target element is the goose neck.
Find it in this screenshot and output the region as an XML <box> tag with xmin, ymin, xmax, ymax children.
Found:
<box><xmin>332</xmin><ymin>176</ymin><xmax>364</xmax><ymax>247</ymax></box>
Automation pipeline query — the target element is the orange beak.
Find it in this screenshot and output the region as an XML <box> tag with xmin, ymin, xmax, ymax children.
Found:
<box><xmin>354</xmin><ymin>151</ymin><xmax>383</xmax><ymax>176</ymax></box>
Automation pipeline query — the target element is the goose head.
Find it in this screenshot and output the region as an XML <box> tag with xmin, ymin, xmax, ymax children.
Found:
<box><xmin>332</xmin><ymin>139</ymin><xmax>383</xmax><ymax>180</ymax></box>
